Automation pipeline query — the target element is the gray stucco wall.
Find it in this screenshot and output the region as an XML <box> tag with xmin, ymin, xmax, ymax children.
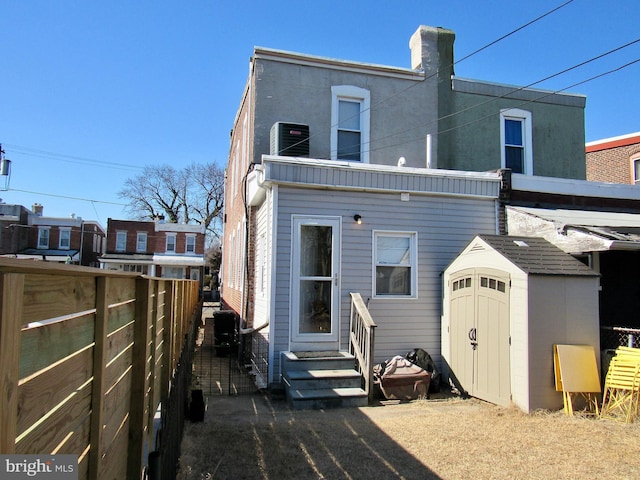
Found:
<box><xmin>251</xmin><ymin>54</ymin><xmax>439</xmax><ymax>169</ymax></box>
<box><xmin>442</xmin><ymin>86</ymin><xmax>587</xmax><ymax>179</ymax></box>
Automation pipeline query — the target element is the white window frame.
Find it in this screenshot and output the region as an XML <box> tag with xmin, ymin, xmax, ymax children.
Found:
<box><xmin>331</xmin><ymin>85</ymin><xmax>370</xmax><ymax>163</ymax></box>
<box><xmin>115</xmin><ymin>231</ymin><xmax>127</xmax><ymax>252</ymax></box>
<box><xmin>631</xmin><ymin>154</ymin><xmax>640</xmax><ymax>184</ymax></box>
<box><xmin>136</xmin><ymin>232</ymin><xmax>147</xmax><ymax>253</ymax></box>
<box><xmin>372</xmin><ymin>230</ymin><xmax>418</xmax><ymax>298</ymax></box>
<box><xmin>59</xmin><ymin>228</ymin><xmax>71</xmax><ymax>250</ymax></box>
<box><xmin>166</xmin><ymin>233</ymin><xmax>176</xmax><ymax>253</ymax></box>
<box><xmin>37</xmin><ymin>227</ymin><xmax>50</xmax><ymax>249</ymax></box>
<box><xmin>500</xmin><ymin>108</ymin><xmax>533</xmax><ymax>175</ymax></box>
<box><xmin>185</xmin><ymin>234</ymin><xmax>196</xmax><ymax>254</ymax></box>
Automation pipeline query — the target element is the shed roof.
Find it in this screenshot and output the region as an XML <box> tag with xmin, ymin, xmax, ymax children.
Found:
<box><xmin>476</xmin><ymin>235</ymin><xmax>598</xmax><ymax>277</ymax></box>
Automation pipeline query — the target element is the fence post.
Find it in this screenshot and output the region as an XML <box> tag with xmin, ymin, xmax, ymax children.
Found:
<box><xmin>128</xmin><ymin>277</ymin><xmax>152</xmax><ymax>480</ymax></box>
<box><xmin>88</xmin><ymin>276</ymin><xmax>109</xmax><ymax>478</ymax></box>
<box><xmin>0</xmin><ymin>273</ymin><xmax>24</xmax><ymax>454</ymax></box>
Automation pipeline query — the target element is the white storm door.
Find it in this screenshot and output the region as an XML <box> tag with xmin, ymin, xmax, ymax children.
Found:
<box><xmin>291</xmin><ymin>216</ymin><xmax>341</xmax><ymax>349</ymax></box>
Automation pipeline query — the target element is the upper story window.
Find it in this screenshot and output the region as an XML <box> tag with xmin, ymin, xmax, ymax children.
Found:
<box><xmin>186</xmin><ymin>235</ymin><xmax>196</xmax><ymax>254</ymax></box>
<box><xmin>136</xmin><ymin>232</ymin><xmax>147</xmax><ymax>253</ymax></box>
<box><xmin>500</xmin><ymin>108</ymin><xmax>533</xmax><ymax>175</ymax></box>
<box><xmin>116</xmin><ymin>231</ymin><xmax>126</xmax><ymax>252</ymax></box>
<box><xmin>373</xmin><ymin>231</ymin><xmax>417</xmax><ymax>298</ymax></box>
<box><xmin>59</xmin><ymin>228</ymin><xmax>71</xmax><ymax>250</ymax></box>
<box><xmin>331</xmin><ymin>86</ymin><xmax>370</xmax><ymax>163</ymax></box>
<box><xmin>166</xmin><ymin>234</ymin><xmax>176</xmax><ymax>253</ymax></box>
<box><xmin>37</xmin><ymin>227</ymin><xmax>50</xmax><ymax>249</ymax></box>
<box><xmin>631</xmin><ymin>155</ymin><xmax>640</xmax><ymax>184</ymax></box>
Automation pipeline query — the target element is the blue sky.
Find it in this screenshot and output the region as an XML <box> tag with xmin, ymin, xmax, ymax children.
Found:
<box><xmin>1</xmin><ymin>0</ymin><xmax>638</xmax><ymax>226</ymax></box>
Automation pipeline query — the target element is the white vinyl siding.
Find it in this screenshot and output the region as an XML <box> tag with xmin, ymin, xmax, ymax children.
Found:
<box><xmin>272</xmin><ymin>185</ymin><xmax>498</xmax><ymax>376</ymax></box>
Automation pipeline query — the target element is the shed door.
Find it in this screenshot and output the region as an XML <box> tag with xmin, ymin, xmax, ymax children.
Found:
<box><xmin>450</xmin><ymin>268</ymin><xmax>511</xmax><ymax>406</ymax></box>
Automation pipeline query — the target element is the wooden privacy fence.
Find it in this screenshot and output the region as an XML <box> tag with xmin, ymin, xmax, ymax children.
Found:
<box><xmin>0</xmin><ymin>258</ymin><xmax>201</xmax><ymax>479</ymax></box>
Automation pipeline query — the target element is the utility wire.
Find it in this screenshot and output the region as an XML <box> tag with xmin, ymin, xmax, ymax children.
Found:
<box><xmin>379</xmin><ymin>56</ymin><xmax>640</xmax><ymax>153</ymax></box>
<box><xmin>1</xmin><ymin>143</ymin><xmax>144</xmax><ymax>171</ymax></box>
<box><xmin>8</xmin><ymin>188</ymin><xmax>126</xmax><ymax>206</ymax></box>
<box><xmin>275</xmin><ymin>0</ymin><xmax>576</xmax><ymax>157</ymax></box>
<box><xmin>362</xmin><ymin>37</ymin><xmax>640</xmax><ymax>154</ymax></box>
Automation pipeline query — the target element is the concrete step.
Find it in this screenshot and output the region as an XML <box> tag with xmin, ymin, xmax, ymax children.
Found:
<box><xmin>281</xmin><ymin>351</ymin><xmax>356</xmax><ymax>371</ymax></box>
<box><xmin>287</xmin><ymin>387</ymin><xmax>369</xmax><ymax>410</ymax></box>
<box><xmin>283</xmin><ymin>368</ymin><xmax>362</xmax><ymax>390</ymax></box>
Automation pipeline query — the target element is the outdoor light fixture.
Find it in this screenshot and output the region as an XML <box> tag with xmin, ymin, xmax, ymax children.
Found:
<box><xmin>354</xmin><ymin>214</ymin><xmax>362</xmax><ymax>224</ymax></box>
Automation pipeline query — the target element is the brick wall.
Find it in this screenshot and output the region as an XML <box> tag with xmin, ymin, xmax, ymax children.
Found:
<box><xmin>586</xmin><ymin>141</ymin><xmax>640</xmax><ymax>184</ymax></box>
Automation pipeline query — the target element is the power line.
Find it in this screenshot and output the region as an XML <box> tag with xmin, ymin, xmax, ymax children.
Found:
<box><xmin>276</xmin><ymin>0</ymin><xmax>577</xmax><ymax>157</ymax></box>
<box><xmin>8</xmin><ymin>188</ymin><xmax>127</xmax><ymax>206</ymax></box>
<box><xmin>1</xmin><ymin>143</ymin><xmax>144</xmax><ymax>171</ymax></box>
<box><xmin>363</xmin><ymin>37</ymin><xmax>640</xmax><ymax>154</ymax></box>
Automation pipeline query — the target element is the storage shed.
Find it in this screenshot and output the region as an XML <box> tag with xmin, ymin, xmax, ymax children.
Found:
<box><xmin>441</xmin><ymin>235</ymin><xmax>600</xmax><ymax>413</ymax></box>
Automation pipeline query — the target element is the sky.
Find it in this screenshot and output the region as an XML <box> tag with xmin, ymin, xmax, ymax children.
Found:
<box><xmin>1</xmin><ymin>0</ymin><xmax>639</xmax><ymax>227</ymax></box>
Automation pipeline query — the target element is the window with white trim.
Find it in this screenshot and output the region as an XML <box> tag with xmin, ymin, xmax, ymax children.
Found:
<box><xmin>59</xmin><ymin>228</ymin><xmax>71</xmax><ymax>249</ymax></box>
<box><xmin>373</xmin><ymin>231</ymin><xmax>417</xmax><ymax>297</ymax></box>
<box><xmin>186</xmin><ymin>234</ymin><xmax>196</xmax><ymax>254</ymax></box>
<box><xmin>116</xmin><ymin>231</ymin><xmax>126</xmax><ymax>252</ymax></box>
<box><xmin>37</xmin><ymin>227</ymin><xmax>50</xmax><ymax>249</ymax></box>
<box><xmin>331</xmin><ymin>85</ymin><xmax>370</xmax><ymax>163</ymax></box>
<box><xmin>500</xmin><ymin>109</ymin><xmax>533</xmax><ymax>174</ymax></box>
<box><xmin>632</xmin><ymin>155</ymin><xmax>640</xmax><ymax>184</ymax></box>
<box><xmin>166</xmin><ymin>234</ymin><xmax>176</xmax><ymax>253</ymax></box>
<box><xmin>136</xmin><ymin>232</ymin><xmax>147</xmax><ymax>253</ymax></box>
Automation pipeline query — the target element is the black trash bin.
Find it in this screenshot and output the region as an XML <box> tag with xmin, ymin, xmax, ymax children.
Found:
<box><xmin>213</xmin><ymin>310</ymin><xmax>237</xmax><ymax>356</ymax></box>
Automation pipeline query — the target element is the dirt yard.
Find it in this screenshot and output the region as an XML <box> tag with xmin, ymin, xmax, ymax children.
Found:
<box><xmin>177</xmin><ymin>392</ymin><xmax>640</xmax><ymax>480</ymax></box>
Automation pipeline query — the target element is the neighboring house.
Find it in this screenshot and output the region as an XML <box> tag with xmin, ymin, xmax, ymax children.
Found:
<box><xmin>222</xmin><ymin>25</ymin><xmax>589</xmax><ymax>392</ymax></box>
<box><xmin>586</xmin><ymin>131</ymin><xmax>640</xmax><ymax>184</ymax></box>
<box><xmin>99</xmin><ymin>218</ymin><xmax>205</xmax><ymax>282</ymax></box>
<box><xmin>499</xmin><ymin>171</ymin><xmax>640</xmax><ymax>342</ymax></box>
<box><xmin>0</xmin><ymin>203</ymin><xmax>105</xmax><ymax>266</ymax></box>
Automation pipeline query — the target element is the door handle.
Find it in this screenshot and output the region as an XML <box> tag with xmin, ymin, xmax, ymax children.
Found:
<box><xmin>468</xmin><ymin>328</ymin><xmax>476</xmax><ymax>342</ymax></box>
<box><xmin>468</xmin><ymin>328</ymin><xmax>477</xmax><ymax>350</ymax></box>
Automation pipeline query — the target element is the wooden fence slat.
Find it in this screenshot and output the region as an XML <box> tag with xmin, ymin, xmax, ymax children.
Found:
<box><xmin>127</xmin><ymin>278</ymin><xmax>152</xmax><ymax>480</ymax></box>
<box><xmin>0</xmin><ymin>273</ymin><xmax>24</xmax><ymax>454</ymax></box>
<box><xmin>89</xmin><ymin>276</ymin><xmax>109</xmax><ymax>480</ymax></box>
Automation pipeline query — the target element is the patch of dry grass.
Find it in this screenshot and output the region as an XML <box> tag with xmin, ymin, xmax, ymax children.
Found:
<box><xmin>177</xmin><ymin>393</ymin><xmax>640</xmax><ymax>480</ymax></box>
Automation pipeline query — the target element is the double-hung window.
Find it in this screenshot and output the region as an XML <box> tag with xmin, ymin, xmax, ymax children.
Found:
<box><xmin>500</xmin><ymin>109</ymin><xmax>533</xmax><ymax>174</ymax></box>
<box><xmin>37</xmin><ymin>227</ymin><xmax>50</xmax><ymax>249</ymax></box>
<box><xmin>166</xmin><ymin>234</ymin><xmax>176</xmax><ymax>253</ymax></box>
<box><xmin>331</xmin><ymin>86</ymin><xmax>370</xmax><ymax>163</ymax></box>
<box><xmin>186</xmin><ymin>235</ymin><xmax>196</xmax><ymax>254</ymax></box>
<box><xmin>136</xmin><ymin>232</ymin><xmax>147</xmax><ymax>253</ymax></box>
<box><xmin>115</xmin><ymin>231</ymin><xmax>126</xmax><ymax>252</ymax></box>
<box><xmin>373</xmin><ymin>231</ymin><xmax>417</xmax><ymax>297</ymax></box>
<box><xmin>59</xmin><ymin>228</ymin><xmax>71</xmax><ymax>249</ymax></box>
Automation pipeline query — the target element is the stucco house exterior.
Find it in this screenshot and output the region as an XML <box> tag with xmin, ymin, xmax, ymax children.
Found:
<box><xmin>221</xmin><ymin>25</ymin><xmax>589</xmax><ymax>394</ymax></box>
<box><xmin>586</xmin><ymin>131</ymin><xmax>640</xmax><ymax>184</ymax></box>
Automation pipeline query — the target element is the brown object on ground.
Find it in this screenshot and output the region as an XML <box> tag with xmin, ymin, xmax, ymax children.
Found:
<box><xmin>178</xmin><ymin>391</ymin><xmax>640</xmax><ymax>480</ymax></box>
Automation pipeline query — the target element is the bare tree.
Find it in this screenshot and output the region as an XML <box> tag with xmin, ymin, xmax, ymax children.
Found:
<box><xmin>118</xmin><ymin>162</ymin><xmax>225</xmax><ymax>242</ymax></box>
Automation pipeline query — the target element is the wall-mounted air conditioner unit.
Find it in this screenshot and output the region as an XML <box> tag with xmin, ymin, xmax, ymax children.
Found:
<box><xmin>270</xmin><ymin>122</ymin><xmax>310</xmax><ymax>157</ymax></box>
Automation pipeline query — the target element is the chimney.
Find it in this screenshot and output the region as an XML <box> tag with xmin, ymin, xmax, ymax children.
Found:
<box><xmin>409</xmin><ymin>25</ymin><xmax>455</xmax><ymax>78</ymax></box>
<box><xmin>32</xmin><ymin>203</ymin><xmax>43</xmax><ymax>216</ymax></box>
